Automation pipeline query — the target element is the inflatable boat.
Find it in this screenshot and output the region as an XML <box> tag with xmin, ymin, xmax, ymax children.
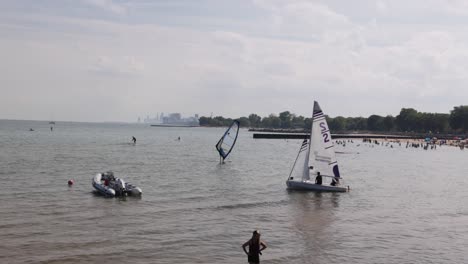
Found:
<box><xmin>92</xmin><ymin>171</ymin><xmax>142</xmax><ymax>197</ymax></box>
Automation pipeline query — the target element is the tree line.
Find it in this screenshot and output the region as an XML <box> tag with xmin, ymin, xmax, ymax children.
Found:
<box><xmin>199</xmin><ymin>106</ymin><xmax>468</xmax><ymax>134</ymax></box>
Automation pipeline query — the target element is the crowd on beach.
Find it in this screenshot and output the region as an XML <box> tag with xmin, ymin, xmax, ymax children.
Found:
<box><xmin>356</xmin><ymin>137</ymin><xmax>467</xmax><ymax>150</ymax></box>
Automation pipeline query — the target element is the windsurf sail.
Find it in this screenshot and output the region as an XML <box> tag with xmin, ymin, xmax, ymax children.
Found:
<box><xmin>215</xmin><ymin>120</ymin><xmax>240</xmax><ymax>160</ymax></box>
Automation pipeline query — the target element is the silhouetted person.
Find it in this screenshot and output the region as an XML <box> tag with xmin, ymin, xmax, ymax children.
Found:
<box><xmin>242</xmin><ymin>230</ymin><xmax>267</xmax><ymax>264</ymax></box>
<box><xmin>315</xmin><ymin>172</ymin><xmax>322</xmax><ymax>185</ymax></box>
<box><xmin>132</xmin><ymin>136</ymin><xmax>136</xmax><ymax>144</ymax></box>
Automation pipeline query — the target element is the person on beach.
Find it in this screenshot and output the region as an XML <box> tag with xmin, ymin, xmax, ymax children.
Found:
<box><xmin>132</xmin><ymin>136</ymin><xmax>136</xmax><ymax>144</ymax></box>
<box><xmin>242</xmin><ymin>230</ymin><xmax>267</xmax><ymax>264</ymax></box>
<box><xmin>315</xmin><ymin>172</ymin><xmax>322</xmax><ymax>185</ymax></box>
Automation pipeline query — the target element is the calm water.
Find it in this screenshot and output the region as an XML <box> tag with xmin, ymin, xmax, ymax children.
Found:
<box><xmin>1</xmin><ymin>120</ymin><xmax>468</xmax><ymax>264</ymax></box>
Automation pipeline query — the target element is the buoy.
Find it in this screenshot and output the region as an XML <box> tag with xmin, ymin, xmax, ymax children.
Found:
<box><xmin>68</xmin><ymin>179</ymin><xmax>74</xmax><ymax>186</ymax></box>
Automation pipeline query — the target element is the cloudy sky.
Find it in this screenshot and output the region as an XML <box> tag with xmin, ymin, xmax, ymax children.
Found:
<box><xmin>1</xmin><ymin>0</ymin><xmax>468</xmax><ymax>122</ymax></box>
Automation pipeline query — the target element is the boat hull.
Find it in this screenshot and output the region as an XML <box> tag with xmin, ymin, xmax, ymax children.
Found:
<box><xmin>92</xmin><ymin>173</ymin><xmax>142</xmax><ymax>197</ymax></box>
<box><xmin>92</xmin><ymin>174</ymin><xmax>116</xmax><ymax>197</ymax></box>
<box><xmin>286</xmin><ymin>180</ymin><xmax>348</xmax><ymax>192</ymax></box>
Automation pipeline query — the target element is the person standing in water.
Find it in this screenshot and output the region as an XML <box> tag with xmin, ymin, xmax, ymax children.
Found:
<box><xmin>242</xmin><ymin>230</ymin><xmax>267</xmax><ymax>264</ymax></box>
<box><xmin>132</xmin><ymin>136</ymin><xmax>136</xmax><ymax>144</ymax></box>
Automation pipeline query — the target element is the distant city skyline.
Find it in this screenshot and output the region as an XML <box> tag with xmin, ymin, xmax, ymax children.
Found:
<box><xmin>1</xmin><ymin>1</ymin><xmax>468</xmax><ymax>122</ymax></box>
<box><xmin>140</xmin><ymin>112</ymin><xmax>199</xmax><ymax>124</ymax></box>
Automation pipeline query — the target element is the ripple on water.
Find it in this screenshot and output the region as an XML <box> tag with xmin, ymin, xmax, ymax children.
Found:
<box><xmin>1</xmin><ymin>121</ymin><xmax>468</xmax><ymax>263</ymax></box>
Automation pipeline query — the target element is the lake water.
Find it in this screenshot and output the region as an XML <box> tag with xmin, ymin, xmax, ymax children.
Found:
<box><xmin>1</xmin><ymin>120</ymin><xmax>468</xmax><ymax>264</ymax></box>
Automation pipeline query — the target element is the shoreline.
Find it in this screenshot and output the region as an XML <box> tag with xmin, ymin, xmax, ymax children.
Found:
<box><xmin>248</xmin><ymin>128</ymin><xmax>466</xmax><ymax>140</ymax></box>
<box><xmin>252</xmin><ymin>132</ymin><xmax>466</xmax><ymax>148</ymax></box>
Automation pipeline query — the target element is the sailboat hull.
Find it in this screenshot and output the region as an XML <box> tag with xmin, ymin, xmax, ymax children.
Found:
<box><xmin>286</xmin><ymin>180</ymin><xmax>347</xmax><ymax>192</ymax></box>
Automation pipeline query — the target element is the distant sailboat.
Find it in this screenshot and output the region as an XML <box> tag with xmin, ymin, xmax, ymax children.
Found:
<box><xmin>286</xmin><ymin>101</ymin><xmax>348</xmax><ymax>192</ymax></box>
<box><xmin>215</xmin><ymin>120</ymin><xmax>240</xmax><ymax>163</ymax></box>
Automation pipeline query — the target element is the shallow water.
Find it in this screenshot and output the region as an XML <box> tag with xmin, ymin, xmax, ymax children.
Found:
<box><xmin>1</xmin><ymin>120</ymin><xmax>468</xmax><ymax>263</ymax></box>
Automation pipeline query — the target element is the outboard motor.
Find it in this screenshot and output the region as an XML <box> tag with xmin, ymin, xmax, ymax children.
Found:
<box><xmin>115</xmin><ymin>178</ymin><xmax>127</xmax><ymax>196</ymax></box>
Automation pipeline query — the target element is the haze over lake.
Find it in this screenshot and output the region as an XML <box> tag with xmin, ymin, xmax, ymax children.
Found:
<box><xmin>1</xmin><ymin>120</ymin><xmax>468</xmax><ymax>264</ymax></box>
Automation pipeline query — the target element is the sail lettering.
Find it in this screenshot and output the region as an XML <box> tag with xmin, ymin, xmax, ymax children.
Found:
<box><xmin>323</xmin><ymin>133</ymin><xmax>329</xmax><ymax>142</ymax></box>
<box><xmin>319</xmin><ymin>122</ymin><xmax>330</xmax><ymax>143</ymax></box>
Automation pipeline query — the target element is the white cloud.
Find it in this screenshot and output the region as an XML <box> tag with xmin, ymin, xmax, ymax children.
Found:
<box><xmin>2</xmin><ymin>0</ymin><xmax>468</xmax><ymax>121</ymax></box>
<box><xmin>83</xmin><ymin>0</ymin><xmax>127</xmax><ymax>15</ymax></box>
<box><xmin>89</xmin><ymin>55</ymin><xmax>145</xmax><ymax>76</ymax></box>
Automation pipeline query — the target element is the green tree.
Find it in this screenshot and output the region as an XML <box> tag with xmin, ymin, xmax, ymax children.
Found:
<box><xmin>345</xmin><ymin>117</ymin><xmax>367</xmax><ymax>131</ymax></box>
<box><xmin>213</xmin><ymin>116</ymin><xmax>225</xmax><ymax>126</ymax></box>
<box><xmin>367</xmin><ymin>115</ymin><xmax>384</xmax><ymax>131</ymax></box>
<box><xmin>279</xmin><ymin>111</ymin><xmax>292</xmax><ymax>128</ymax></box>
<box><xmin>261</xmin><ymin>116</ymin><xmax>272</xmax><ymax>128</ymax></box>
<box><xmin>291</xmin><ymin>115</ymin><xmax>305</xmax><ymax>128</ymax></box>
<box><xmin>269</xmin><ymin>114</ymin><xmax>281</xmax><ymax>128</ymax></box>
<box><xmin>433</xmin><ymin>113</ymin><xmax>449</xmax><ymax>133</ymax></box>
<box><xmin>304</xmin><ymin>117</ymin><xmax>312</xmax><ymax>130</ymax></box>
<box><xmin>237</xmin><ymin>117</ymin><xmax>250</xmax><ymax>127</ymax></box>
<box><xmin>382</xmin><ymin>115</ymin><xmax>395</xmax><ymax>131</ymax></box>
<box><xmin>328</xmin><ymin>116</ymin><xmax>346</xmax><ymax>131</ymax></box>
<box><xmin>396</xmin><ymin>108</ymin><xmax>418</xmax><ymax>132</ymax></box>
<box><xmin>450</xmin><ymin>106</ymin><xmax>468</xmax><ymax>132</ymax></box>
<box><xmin>199</xmin><ymin>116</ymin><xmax>212</xmax><ymax>126</ymax></box>
<box><xmin>248</xmin><ymin>114</ymin><xmax>261</xmax><ymax>128</ymax></box>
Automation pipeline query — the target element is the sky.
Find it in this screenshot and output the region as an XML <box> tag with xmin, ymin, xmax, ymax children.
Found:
<box><xmin>1</xmin><ymin>0</ymin><xmax>468</xmax><ymax>122</ymax></box>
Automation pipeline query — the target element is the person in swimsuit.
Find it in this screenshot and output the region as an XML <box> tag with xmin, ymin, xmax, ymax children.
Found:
<box><xmin>242</xmin><ymin>230</ymin><xmax>267</xmax><ymax>264</ymax></box>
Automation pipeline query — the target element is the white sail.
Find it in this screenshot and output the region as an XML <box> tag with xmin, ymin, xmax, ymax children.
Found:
<box><xmin>288</xmin><ymin>138</ymin><xmax>310</xmax><ymax>181</ymax></box>
<box><xmin>309</xmin><ymin>101</ymin><xmax>341</xmax><ymax>181</ymax></box>
<box><xmin>286</xmin><ymin>101</ymin><xmax>346</xmax><ymax>192</ymax></box>
<box><xmin>215</xmin><ymin>120</ymin><xmax>240</xmax><ymax>160</ymax></box>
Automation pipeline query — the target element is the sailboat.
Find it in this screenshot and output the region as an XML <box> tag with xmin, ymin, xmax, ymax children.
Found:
<box><xmin>215</xmin><ymin>120</ymin><xmax>240</xmax><ymax>163</ymax></box>
<box><xmin>286</xmin><ymin>101</ymin><xmax>348</xmax><ymax>192</ymax></box>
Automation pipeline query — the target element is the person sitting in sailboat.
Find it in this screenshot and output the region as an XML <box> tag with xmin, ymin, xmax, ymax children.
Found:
<box><xmin>315</xmin><ymin>172</ymin><xmax>322</xmax><ymax>185</ymax></box>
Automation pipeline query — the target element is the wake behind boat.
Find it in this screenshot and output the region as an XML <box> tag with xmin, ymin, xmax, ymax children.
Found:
<box><xmin>286</xmin><ymin>101</ymin><xmax>348</xmax><ymax>192</ymax></box>
<box><xmin>92</xmin><ymin>171</ymin><xmax>142</xmax><ymax>197</ymax></box>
